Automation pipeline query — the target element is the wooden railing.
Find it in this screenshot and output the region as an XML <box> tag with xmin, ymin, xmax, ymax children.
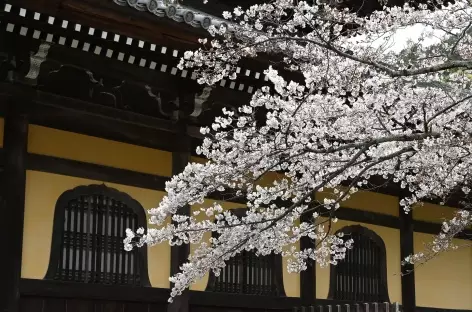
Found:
<box><xmin>295</xmin><ymin>302</ymin><xmax>402</xmax><ymax>312</ymax></box>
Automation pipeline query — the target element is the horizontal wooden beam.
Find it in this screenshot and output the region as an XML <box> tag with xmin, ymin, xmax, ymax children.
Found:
<box><xmin>20</xmin><ymin>278</ymin><xmax>170</xmax><ymax>303</ymax></box>
<box><xmin>0</xmin><ymin>83</ymin><xmax>182</xmax><ymax>152</ymax></box>
<box><xmin>413</xmin><ymin>220</ymin><xmax>472</xmax><ymax>240</ymax></box>
<box><xmin>188</xmin><ymin>290</ymin><xmax>302</xmax><ymax>309</ymax></box>
<box><xmin>336</xmin><ymin>208</ymin><xmax>400</xmax><ymax>229</ymax></box>
<box><xmin>0</xmin><ymin>82</ymin><xmax>176</xmax><ymax>131</ymax></box>
<box><xmin>27</xmin><ymin>153</ymin><xmax>169</xmax><ymax>191</ymax></box>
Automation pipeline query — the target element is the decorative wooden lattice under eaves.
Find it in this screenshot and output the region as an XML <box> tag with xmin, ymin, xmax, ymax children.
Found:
<box><xmin>0</xmin><ymin>2</ymin><xmax>266</xmax><ymax>93</ymax></box>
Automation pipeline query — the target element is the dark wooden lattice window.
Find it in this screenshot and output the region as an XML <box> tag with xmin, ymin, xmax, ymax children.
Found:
<box><xmin>206</xmin><ymin>209</ymin><xmax>285</xmax><ymax>296</ymax></box>
<box><xmin>328</xmin><ymin>225</ymin><xmax>389</xmax><ymax>302</ymax></box>
<box><xmin>45</xmin><ymin>184</ymin><xmax>150</xmax><ymax>286</ymax></box>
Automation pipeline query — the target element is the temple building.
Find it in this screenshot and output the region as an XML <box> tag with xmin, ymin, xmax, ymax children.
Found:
<box><xmin>0</xmin><ymin>0</ymin><xmax>470</xmax><ymax>312</ymax></box>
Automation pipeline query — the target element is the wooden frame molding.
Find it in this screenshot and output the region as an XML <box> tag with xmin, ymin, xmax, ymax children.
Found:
<box><xmin>399</xmin><ymin>193</ymin><xmax>416</xmax><ymax>312</ymax></box>
<box><xmin>44</xmin><ymin>184</ymin><xmax>151</xmax><ymax>286</ymax></box>
<box><xmin>20</xmin><ymin>278</ymin><xmax>169</xmax><ymax>303</ymax></box>
<box><xmin>0</xmin><ymin>102</ymin><xmax>29</xmax><ymax>312</ymax></box>
<box><xmin>327</xmin><ymin>225</ymin><xmax>390</xmax><ymax>303</ymax></box>
<box><xmin>168</xmin><ymin>120</ymin><xmax>191</xmax><ymax>312</ymax></box>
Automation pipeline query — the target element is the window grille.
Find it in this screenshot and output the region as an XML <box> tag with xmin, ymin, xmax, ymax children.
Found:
<box><xmin>328</xmin><ymin>225</ymin><xmax>389</xmax><ymax>302</ymax></box>
<box><xmin>205</xmin><ymin>209</ymin><xmax>285</xmax><ymax>296</ymax></box>
<box><xmin>45</xmin><ymin>185</ymin><xmax>150</xmax><ymax>286</ymax></box>
<box><xmin>208</xmin><ymin>251</ymin><xmax>279</xmax><ymax>295</ymax></box>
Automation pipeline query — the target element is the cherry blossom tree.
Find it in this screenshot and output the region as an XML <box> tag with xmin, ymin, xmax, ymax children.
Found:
<box><xmin>125</xmin><ymin>0</ymin><xmax>472</xmax><ymax>300</ymax></box>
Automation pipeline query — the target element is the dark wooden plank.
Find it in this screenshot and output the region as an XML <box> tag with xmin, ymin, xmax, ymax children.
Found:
<box><xmin>168</xmin><ymin>120</ymin><xmax>191</xmax><ymax>312</ymax></box>
<box><xmin>19</xmin><ymin>279</ymin><xmax>169</xmax><ymax>303</ymax></box>
<box><xmin>414</xmin><ymin>220</ymin><xmax>472</xmax><ymax>240</ymax></box>
<box><xmin>43</xmin><ymin>298</ymin><xmax>67</xmax><ymax>312</ymax></box>
<box><xmin>100</xmin><ymin>301</ymin><xmax>125</xmax><ymax>312</ymax></box>
<box><xmin>149</xmin><ymin>303</ymin><xmax>167</xmax><ymax>312</ymax></box>
<box><xmin>0</xmin><ymin>83</ymin><xmax>182</xmax><ymax>152</ymax></box>
<box><xmin>189</xmin><ymin>291</ymin><xmax>302</xmax><ymax>310</ymax></box>
<box><xmin>300</xmin><ymin>213</ymin><xmax>315</xmax><ymax>300</ymax></box>
<box><xmin>0</xmin><ymin>101</ymin><xmax>29</xmax><ymax>312</ymax></box>
<box><xmin>19</xmin><ymin>297</ymin><xmax>45</xmax><ymax>312</ymax></box>
<box><xmin>124</xmin><ymin>302</ymin><xmax>149</xmax><ymax>312</ymax></box>
<box><xmin>399</xmin><ymin>192</ymin><xmax>416</xmax><ymax>312</ymax></box>
<box><xmin>65</xmin><ymin>299</ymin><xmax>94</xmax><ymax>312</ymax></box>
<box><xmin>335</xmin><ymin>208</ymin><xmax>400</xmax><ymax>229</ymax></box>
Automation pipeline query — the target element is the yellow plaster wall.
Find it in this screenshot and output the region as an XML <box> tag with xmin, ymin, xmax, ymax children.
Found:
<box><xmin>22</xmin><ymin>170</ymin><xmax>171</xmax><ymax>288</ymax></box>
<box><xmin>414</xmin><ymin>233</ymin><xmax>472</xmax><ymax>310</ymax></box>
<box><xmin>28</xmin><ymin>125</ymin><xmax>172</xmax><ymax>177</ymax></box>
<box><xmin>316</xmin><ymin>220</ymin><xmax>402</xmax><ymax>304</ymax></box>
<box><xmin>413</xmin><ymin>202</ymin><xmax>458</xmax><ymax>224</ymax></box>
<box><xmin>188</xmin><ymin>200</ymin><xmax>300</xmax><ymax>297</ymax></box>
<box><xmin>316</xmin><ymin>189</ymin><xmax>398</xmax><ymax>216</ymax></box>
<box><xmin>282</xmin><ymin>251</ymin><xmax>300</xmax><ymax>298</ymax></box>
<box><xmin>190</xmin><ymin>156</ymin><xmax>208</xmax><ymax>164</ymax></box>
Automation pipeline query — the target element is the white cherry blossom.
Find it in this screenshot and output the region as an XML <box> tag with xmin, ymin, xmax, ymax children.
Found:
<box><xmin>126</xmin><ymin>0</ymin><xmax>472</xmax><ymax>300</ymax></box>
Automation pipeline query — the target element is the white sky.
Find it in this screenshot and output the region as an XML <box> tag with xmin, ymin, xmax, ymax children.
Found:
<box><xmin>349</xmin><ymin>24</ymin><xmax>445</xmax><ymax>53</ymax></box>
<box><xmin>377</xmin><ymin>24</ymin><xmax>443</xmax><ymax>53</ymax></box>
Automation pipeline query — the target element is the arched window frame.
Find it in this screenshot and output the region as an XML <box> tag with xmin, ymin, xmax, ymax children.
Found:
<box><xmin>205</xmin><ymin>208</ymin><xmax>286</xmax><ymax>296</ymax></box>
<box><xmin>328</xmin><ymin>225</ymin><xmax>390</xmax><ymax>302</ymax></box>
<box><xmin>44</xmin><ymin>184</ymin><xmax>150</xmax><ymax>286</ymax></box>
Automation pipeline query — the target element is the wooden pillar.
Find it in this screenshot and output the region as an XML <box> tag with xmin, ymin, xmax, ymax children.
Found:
<box><xmin>300</xmin><ymin>214</ymin><xmax>316</xmax><ymax>302</ymax></box>
<box><xmin>167</xmin><ymin>111</ymin><xmax>191</xmax><ymax>312</ymax></box>
<box><xmin>399</xmin><ymin>192</ymin><xmax>415</xmax><ymax>312</ymax></box>
<box><xmin>0</xmin><ymin>103</ymin><xmax>29</xmax><ymax>312</ymax></box>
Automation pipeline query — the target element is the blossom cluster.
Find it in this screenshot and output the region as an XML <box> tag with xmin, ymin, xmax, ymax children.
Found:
<box><xmin>126</xmin><ymin>0</ymin><xmax>472</xmax><ymax>300</ymax></box>
<box><xmin>403</xmin><ymin>209</ymin><xmax>471</xmax><ymax>265</ymax></box>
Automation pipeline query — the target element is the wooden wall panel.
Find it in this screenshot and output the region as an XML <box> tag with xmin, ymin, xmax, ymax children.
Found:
<box><xmin>19</xmin><ymin>296</ymin><xmax>168</xmax><ymax>312</ymax></box>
